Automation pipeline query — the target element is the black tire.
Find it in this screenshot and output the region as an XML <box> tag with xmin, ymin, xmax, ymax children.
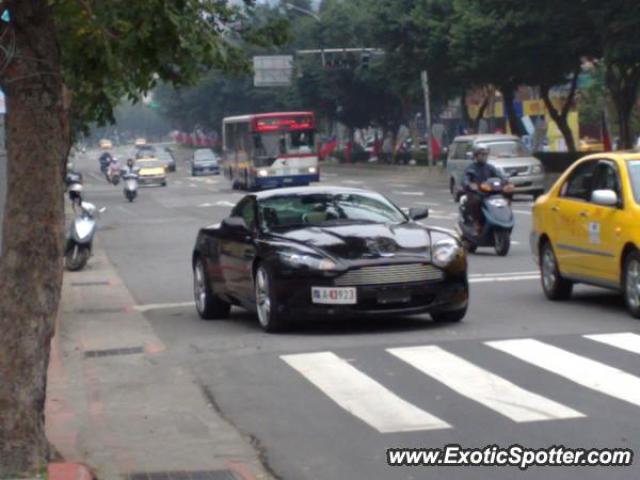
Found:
<box><xmin>162</xmin><ymin>181</ymin><xmax>167</xmax><ymax>187</ymax></box>
<box><xmin>243</xmin><ymin>171</ymin><xmax>250</xmax><ymax>191</ymax></box>
<box><xmin>255</xmin><ymin>264</ymin><xmax>289</xmax><ymax>333</ymax></box>
<box><xmin>432</xmin><ymin>306</ymin><xmax>467</xmax><ymax>323</ymax></box>
<box><xmin>449</xmin><ymin>178</ymin><xmax>455</xmax><ymax>195</ymax></box>
<box><xmin>622</xmin><ymin>250</ymin><xmax>640</xmax><ymax>318</ymax></box>
<box><xmin>463</xmin><ymin>240</ymin><xmax>477</xmax><ymax>253</ymax></box>
<box><xmin>193</xmin><ymin>257</ymin><xmax>231</xmax><ymax>320</ymax></box>
<box><xmin>539</xmin><ymin>241</ymin><xmax>573</xmax><ymax>300</ymax></box>
<box><xmin>494</xmin><ymin>229</ymin><xmax>511</xmax><ymax>256</ymax></box>
<box><xmin>65</xmin><ymin>244</ymin><xmax>90</xmax><ymax>271</ymax></box>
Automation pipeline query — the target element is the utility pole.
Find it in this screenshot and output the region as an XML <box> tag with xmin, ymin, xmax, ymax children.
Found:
<box><xmin>421</xmin><ymin>70</ymin><xmax>433</xmax><ymax>166</ymax></box>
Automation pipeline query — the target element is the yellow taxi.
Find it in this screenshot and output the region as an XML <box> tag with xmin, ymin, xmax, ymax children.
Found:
<box><xmin>135</xmin><ymin>158</ymin><xmax>167</xmax><ymax>187</ymax></box>
<box><xmin>99</xmin><ymin>138</ymin><xmax>113</xmax><ymax>150</ymax></box>
<box><xmin>579</xmin><ymin>137</ymin><xmax>604</xmax><ymax>152</ymax></box>
<box><xmin>135</xmin><ymin>137</ymin><xmax>147</xmax><ymax>147</ymax></box>
<box><xmin>531</xmin><ymin>152</ymin><xmax>640</xmax><ymax>317</ymax></box>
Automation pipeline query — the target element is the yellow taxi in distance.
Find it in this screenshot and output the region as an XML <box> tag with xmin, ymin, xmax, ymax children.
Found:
<box><xmin>135</xmin><ymin>158</ymin><xmax>167</xmax><ymax>187</ymax></box>
<box><xmin>99</xmin><ymin>138</ymin><xmax>113</xmax><ymax>150</ymax></box>
<box><xmin>135</xmin><ymin>137</ymin><xmax>147</xmax><ymax>147</ymax></box>
<box><xmin>531</xmin><ymin>152</ymin><xmax>640</xmax><ymax>317</ymax></box>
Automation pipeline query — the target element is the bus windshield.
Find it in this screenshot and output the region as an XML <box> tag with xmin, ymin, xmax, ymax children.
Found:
<box><xmin>254</xmin><ymin>130</ymin><xmax>316</xmax><ymax>157</ymax></box>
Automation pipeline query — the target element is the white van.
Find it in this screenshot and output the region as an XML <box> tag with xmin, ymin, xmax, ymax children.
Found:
<box><xmin>446</xmin><ymin>134</ymin><xmax>545</xmax><ymax>200</ymax></box>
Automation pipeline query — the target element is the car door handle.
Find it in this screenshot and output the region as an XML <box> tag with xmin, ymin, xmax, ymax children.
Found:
<box><xmin>551</xmin><ymin>205</ymin><xmax>560</xmax><ymax>212</ymax></box>
<box><xmin>579</xmin><ymin>211</ymin><xmax>589</xmax><ymax>218</ymax></box>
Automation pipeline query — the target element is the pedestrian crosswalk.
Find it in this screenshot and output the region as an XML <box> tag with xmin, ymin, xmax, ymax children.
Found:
<box><xmin>280</xmin><ymin>332</ymin><xmax>640</xmax><ymax>433</ymax></box>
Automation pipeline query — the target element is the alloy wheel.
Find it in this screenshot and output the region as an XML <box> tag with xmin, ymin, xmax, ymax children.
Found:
<box><xmin>625</xmin><ymin>258</ymin><xmax>640</xmax><ymax>310</ymax></box>
<box><xmin>256</xmin><ymin>267</ymin><xmax>271</xmax><ymax>328</ymax></box>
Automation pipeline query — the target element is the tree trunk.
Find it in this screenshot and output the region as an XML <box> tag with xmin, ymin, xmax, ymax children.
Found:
<box><xmin>0</xmin><ymin>1</ymin><xmax>70</xmax><ymax>476</ymax></box>
<box><xmin>471</xmin><ymin>95</ymin><xmax>490</xmax><ymax>133</ymax></box>
<box><xmin>501</xmin><ymin>87</ymin><xmax>522</xmax><ymax>136</ymax></box>
<box><xmin>606</xmin><ymin>63</ymin><xmax>640</xmax><ymax>150</ymax></box>
<box><xmin>540</xmin><ymin>70</ymin><xmax>579</xmax><ymax>152</ymax></box>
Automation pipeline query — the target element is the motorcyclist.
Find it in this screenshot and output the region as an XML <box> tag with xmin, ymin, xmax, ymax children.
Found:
<box><xmin>99</xmin><ymin>151</ymin><xmax>113</xmax><ymax>173</ymax></box>
<box><xmin>462</xmin><ymin>145</ymin><xmax>507</xmax><ymax>233</ymax></box>
<box><xmin>121</xmin><ymin>158</ymin><xmax>137</xmax><ymax>175</ymax></box>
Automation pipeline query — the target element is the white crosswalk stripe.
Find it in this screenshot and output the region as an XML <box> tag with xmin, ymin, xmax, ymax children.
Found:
<box><xmin>487</xmin><ymin>338</ymin><xmax>640</xmax><ymax>407</ymax></box>
<box><xmin>584</xmin><ymin>332</ymin><xmax>640</xmax><ymax>355</ymax></box>
<box><xmin>387</xmin><ymin>345</ymin><xmax>583</xmax><ymax>422</ymax></box>
<box><xmin>280</xmin><ymin>334</ymin><xmax>640</xmax><ymax>434</ymax></box>
<box><xmin>281</xmin><ymin>351</ymin><xmax>450</xmax><ymax>433</ymax></box>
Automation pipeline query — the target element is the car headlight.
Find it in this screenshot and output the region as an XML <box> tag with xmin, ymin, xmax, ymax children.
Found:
<box><xmin>308</xmin><ymin>167</ymin><xmax>317</xmax><ymax>174</ymax></box>
<box><xmin>258</xmin><ymin>169</ymin><xmax>269</xmax><ymax>177</ymax></box>
<box><xmin>279</xmin><ymin>251</ymin><xmax>337</xmax><ymax>270</ymax></box>
<box><xmin>531</xmin><ymin>164</ymin><xmax>543</xmax><ymax>174</ymax></box>
<box><xmin>432</xmin><ymin>238</ymin><xmax>462</xmax><ymax>267</ymax></box>
<box><xmin>488</xmin><ymin>197</ymin><xmax>509</xmax><ymax>207</ymax></box>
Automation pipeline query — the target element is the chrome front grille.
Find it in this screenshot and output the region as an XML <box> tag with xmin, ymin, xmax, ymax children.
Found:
<box><xmin>504</xmin><ymin>166</ymin><xmax>529</xmax><ymax>176</ymax></box>
<box><xmin>334</xmin><ymin>263</ymin><xmax>444</xmax><ymax>286</ymax></box>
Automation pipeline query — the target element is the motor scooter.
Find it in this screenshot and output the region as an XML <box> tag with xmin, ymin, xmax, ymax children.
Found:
<box><xmin>65</xmin><ymin>192</ymin><xmax>105</xmax><ymax>271</ymax></box>
<box><xmin>458</xmin><ymin>177</ymin><xmax>515</xmax><ymax>256</ymax></box>
<box><xmin>122</xmin><ymin>171</ymin><xmax>139</xmax><ymax>202</ymax></box>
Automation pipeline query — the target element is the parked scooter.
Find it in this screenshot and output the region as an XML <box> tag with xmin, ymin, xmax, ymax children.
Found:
<box><xmin>65</xmin><ymin>184</ymin><xmax>104</xmax><ymax>271</ymax></box>
<box><xmin>122</xmin><ymin>171</ymin><xmax>139</xmax><ymax>202</ymax></box>
<box><xmin>458</xmin><ymin>177</ymin><xmax>515</xmax><ymax>256</ymax></box>
<box><xmin>65</xmin><ymin>162</ymin><xmax>83</xmax><ymax>191</ymax></box>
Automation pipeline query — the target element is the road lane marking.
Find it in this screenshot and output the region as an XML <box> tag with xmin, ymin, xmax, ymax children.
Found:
<box><xmin>390</xmin><ymin>183</ymin><xmax>410</xmax><ymax>188</ymax></box>
<box><xmin>387</xmin><ymin>345</ymin><xmax>583</xmax><ymax>422</ymax></box>
<box><xmin>133</xmin><ymin>301</ymin><xmax>194</xmax><ymax>312</ymax></box>
<box><xmin>281</xmin><ymin>351</ymin><xmax>450</xmax><ymax>433</ymax></box>
<box><xmin>392</xmin><ymin>191</ymin><xmax>424</xmax><ymax>196</ymax></box>
<box><xmin>469</xmin><ymin>271</ymin><xmax>539</xmax><ymax>283</ymax></box>
<box><xmin>487</xmin><ymin>338</ymin><xmax>640</xmax><ymax>407</ymax></box>
<box><xmin>470</xmin><ymin>271</ymin><xmax>538</xmax><ymax>278</ymax></box>
<box><xmin>584</xmin><ymin>332</ymin><xmax>640</xmax><ymax>355</ymax></box>
<box><xmin>341</xmin><ymin>180</ymin><xmax>364</xmax><ymax>185</ymax></box>
<box><xmin>414</xmin><ymin>201</ymin><xmax>441</xmax><ymax>207</ymax></box>
<box><xmin>513</xmin><ymin>209</ymin><xmax>532</xmax><ymax>215</ymax></box>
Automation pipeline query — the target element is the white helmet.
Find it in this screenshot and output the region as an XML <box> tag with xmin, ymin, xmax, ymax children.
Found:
<box><xmin>69</xmin><ymin>183</ymin><xmax>83</xmax><ymax>193</ymax></box>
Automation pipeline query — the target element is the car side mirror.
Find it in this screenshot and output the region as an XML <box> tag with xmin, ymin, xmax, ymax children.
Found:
<box><xmin>408</xmin><ymin>207</ymin><xmax>429</xmax><ymax>221</ymax></box>
<box><xmin>222</xmin><ymin>216</ymin><xmax>250</xmax><ymax>234</ymax></box>
<box><xmin>591</xmin><ymin>189</ymin><xmax>618</xmax><ymax>207</ymax></box>
<box><xmin>465</xmin><ymin>151</ymin><xmax>473</xmax><ymax>160</ymax></box>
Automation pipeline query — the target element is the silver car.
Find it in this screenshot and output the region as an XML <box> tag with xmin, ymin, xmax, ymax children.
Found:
<box><xmin>446</xmin><ymin>134</ymin><xmax>545</xmax><ymax>200</ymax></box>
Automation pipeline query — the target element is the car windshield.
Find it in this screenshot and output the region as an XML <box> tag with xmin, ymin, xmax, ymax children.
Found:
<box><xmin>627</xmin><ymin>160</ymin><xmax>640</xmax><ymax>203</ymax></box>
<box><xmin>258</xmin><ymin>192</ymin><xmax>407</xmax><ymax>230</ymax></box>
<box><xmin>136</xmin><ymin>159</ymin><xmax>163</xmax><ymax>169</ymax></box>
<box><xmin>254</xmin><ymin>130</ymin><xmax>316</xmax><ymax>157</ymax></box>
<box><xmin>477</xmin><ymin>140</ymin><xmax>530</xmax><ymax>158</ymax></box>
<box><xmin>194</xmin><ymin>150</ymin><xmax>218</xmax><ymax>163</ymax></box>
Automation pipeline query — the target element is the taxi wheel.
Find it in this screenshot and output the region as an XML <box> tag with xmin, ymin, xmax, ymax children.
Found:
<box><xmin>540</xmin><ymin>241</ymin><xmax>572</xmax><ymax>300</ymax></box>
<box><xmin>623</xmin><ymin>251</ymin><xmax>640</xmax><ymax>318</ymax></box>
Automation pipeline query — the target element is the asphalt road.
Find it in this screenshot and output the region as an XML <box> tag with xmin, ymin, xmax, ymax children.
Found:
<box><xmin>73</xmin><ymin>146</ymin><xmax>640</xmax><ymax>480</ymax></box>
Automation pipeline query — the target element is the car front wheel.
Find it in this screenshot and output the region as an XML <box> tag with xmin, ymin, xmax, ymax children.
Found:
<box><xmin>431</xmin><ymin>306</ymin><xmax>467</xmax><ymax>323</ymax></box>
<box><xmin>193</xmin><ymin>258</ymin><xmax>230</xmax><ymax>320</ymax></box>
<box><xmin>540</xmin><ymin>241</ymin><xmax>572</xmax><ymax>300</ymax></box>
<box><xmin>255</xmin><ymin>264</ymin><xmax>288</xmax><ymax>333</ymax></box>
<box><xmin>623</xmin><ymin>251</ymin><xmax>640</xmax><ymax>318</ymax></box>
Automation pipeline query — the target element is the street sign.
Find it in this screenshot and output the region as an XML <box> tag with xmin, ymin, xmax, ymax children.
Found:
<box><xmin>253</xmin><ymin>55</ymin><xmax>293</xmax><ymax>87</ymax></box>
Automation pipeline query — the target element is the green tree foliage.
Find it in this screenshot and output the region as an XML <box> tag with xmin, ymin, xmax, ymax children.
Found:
<box><xmin>0</xmin><ymin>1</ymin><xmax>286</xmax><ymax>475</ymax></box>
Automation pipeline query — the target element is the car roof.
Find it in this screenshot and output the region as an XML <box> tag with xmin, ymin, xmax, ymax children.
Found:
<box><xmin>581</xmin><ymin>152</ymin><xmax>640</xmax><ymax>162</ymax></box>
<box><xmin>253</xmin><ymin>185</ymin><xmax>372</xmax><ymax>200</ymax></box>
<box><xmin>452</xmin><ymin>134</ymin><xmax>521</xmax><ymax>143</ymax></box>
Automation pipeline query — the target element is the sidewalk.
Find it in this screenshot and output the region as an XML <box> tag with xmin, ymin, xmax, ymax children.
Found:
<box><xmin>46</xmin><ymin>245</ymin><xmax>276</xmax><ymax>480</ymax></box>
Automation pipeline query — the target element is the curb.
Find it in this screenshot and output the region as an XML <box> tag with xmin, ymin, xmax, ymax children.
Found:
<box><xmin>48</xmin><ymin>464</ymin><xmax>94</xmax><ymax>480</ymax></box>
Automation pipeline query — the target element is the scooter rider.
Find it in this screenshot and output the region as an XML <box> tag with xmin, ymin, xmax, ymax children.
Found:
<box><xmin>121</xmin><ymin>158</ymin><xmax>137</xmax><ymax>175</ymax></box>
<box><xmin>463</xmin><ymin>145</ymin><xmax>506</xmax><ymax>233</ymax></box>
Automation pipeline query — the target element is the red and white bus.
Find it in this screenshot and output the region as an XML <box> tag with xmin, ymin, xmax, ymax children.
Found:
<box><xmin>222</xmin><ymin>112</ymin><xmax>319</xmax><ymax>190</ymax></box>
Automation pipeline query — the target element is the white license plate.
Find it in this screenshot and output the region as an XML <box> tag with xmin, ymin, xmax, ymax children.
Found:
<box><xmin>311</xmin><ymin>287</ymin><xmax>357</xmax><ymax>305</ymax></box>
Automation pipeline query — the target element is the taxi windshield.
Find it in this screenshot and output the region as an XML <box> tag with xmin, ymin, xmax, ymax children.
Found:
<box><xmin>136</xmin><ymin>159</ymin><xmax>163</xmax><ymax>169</ymax></box>
<box><xmin>627</xmin><ymin>160</ymin><xmax>640</xmax><ymax>203</ymax></box>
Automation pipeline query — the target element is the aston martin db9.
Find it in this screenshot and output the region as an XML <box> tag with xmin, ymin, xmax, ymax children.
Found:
<box><xmin>192</xmin><ymin>186</ymin><xmax>468</xmax><ymax>332</ymax></box>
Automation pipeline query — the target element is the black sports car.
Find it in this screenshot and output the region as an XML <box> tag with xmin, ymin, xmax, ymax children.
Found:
<box><xmin>192</xmin><ymin>186</ymin><xmax>468</xmax><ymax>332</ymax></box>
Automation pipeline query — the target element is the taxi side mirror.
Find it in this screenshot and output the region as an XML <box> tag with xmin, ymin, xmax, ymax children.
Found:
<box><xmin>591</xmin><ymin>189</ymin><xmax>618</xmax><ymax>207</ymax></box>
